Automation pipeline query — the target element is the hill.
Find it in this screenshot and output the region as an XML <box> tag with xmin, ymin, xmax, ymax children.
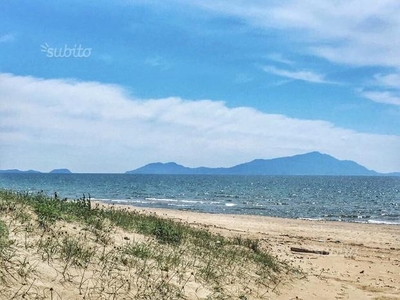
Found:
<box><xmin>0</xmin><ymin>169</ymin><xmax>73</xmax><ymax>174</ymax></box>
<box><xmin>0</xmin><ymin>169</ymin><xmax>41</xmax><ymax>174</ymax></box>
<box><xmin>126</xmin><ymin>152</ymin><xmax>379</xmax><ymax>176</ymax></box>
<box><xmin>49</xmin><ymin>168</ymin><xmax>72</xmax><ymax>174</ymax></box>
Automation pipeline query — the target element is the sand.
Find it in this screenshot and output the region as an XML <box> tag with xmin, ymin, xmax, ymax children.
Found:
<box><xmin>2</xmin><ymin>196</ymin><xmax>400</xmax><ymax>299</ymax></box>
<box><xmin>122</xmin><ymin>205</ymin><xmax>400</xmax><ymax>300</ymax></box>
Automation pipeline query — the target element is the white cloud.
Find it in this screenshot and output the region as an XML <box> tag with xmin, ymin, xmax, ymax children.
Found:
<box><xmin>0</xmin><ymin>33</ymin><xmax>15</xmax><ymax>43</ymax></box>
<box><xmin>266</xmin><ymin>53</ymin><xmax>294</xmax><ymax>66</ymax></box>
<box><xmin>373</xmin><ymin>73</ymin><xmax>400</xmax><ymax>89</ymax></box>
<box><xmin>262</xmin><ymin>65</ymin><xmax>330</xmax><ymax>84</ymax></box>
<box><xmin>360</xmin><ymin>90</ymin><xmax>400</xmax><ymax>106</ymax></box>
<box><xmin>182</xmin><ymin>0</ymin><xmax>400</xmax><ymax>69</ymax></box>
<box><xmin>1</xmin><ymin>73</ymin><xmax>400</xmax><ymax>173</ymax></box>
<box><xmin>361</xmin><ymin>73</ymin><xmax>400</xmax><ymax>106</ymax></box>
<box><xmin>178</xmin><ymin>0</ymin><xmax>400</xmax><ymax>108</ymax></box>
<box><xmin>145</xmin><ymin>55</ymin><xmax>171</xmax><ymax>70</ymax></box>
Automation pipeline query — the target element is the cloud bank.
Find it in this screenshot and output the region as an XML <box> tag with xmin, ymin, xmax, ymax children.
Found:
<box><xmin>1</xmin><ymin>73</ymin><xmax>399</xmax><ymax>173</ymax></box>
<box><xmin>185</xmin><ymin>0</ymin><xmax>400</xmax><ymax>69</ymax></box>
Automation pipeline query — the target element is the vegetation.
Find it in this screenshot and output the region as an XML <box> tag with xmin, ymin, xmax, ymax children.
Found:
<box><xmin>0</xmin><ymin>189</ymin><xmax>297</xmax><ymax>299</ymax></box>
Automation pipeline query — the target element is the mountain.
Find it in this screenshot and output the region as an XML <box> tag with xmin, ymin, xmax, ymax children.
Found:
<box><xmin>126</xmin><ymin>152</ymin><xmax>380</xmax><ymax>176</ymax></box>
<box><xmin>129</xmin><ymin>162</ymin><xmax>189</xmax><ymax>174</ymax></box>
<box><xmin>0</xmin><ymin>169</ymin><xmax>41</xmax><ymax>174</ymax></box>
<box><xmin>227</xmin><ymin>152</ymin><xmax>378</xmax><ymax>176</ymax></box>
<box><xmin>49</xmin><ymin>169</ymin><xmax>72</xmax><ymax>174</ymax></box>
<box><xmin>0</xmin><ymin>169</ymin><xmax>73</xmax><ymax>174</ymax></box>
<box><xmin>127</xmin><ymin>162</ymin><xmax>225</xmax><ymax>175</ymax></box>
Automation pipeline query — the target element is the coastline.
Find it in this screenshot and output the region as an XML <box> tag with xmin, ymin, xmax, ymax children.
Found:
<box><xmin>96</xmin><ymin>198</ymin><xmax>400</xmax><ymax>226</ymax></box>
<box><xmin>96</xmin><ymin>201</ymin><xmax>400</xmax><ymax>299</ymax></box>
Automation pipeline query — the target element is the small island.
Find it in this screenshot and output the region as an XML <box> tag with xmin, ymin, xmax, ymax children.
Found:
<box><xmin>49</xmin><ymin>169</ymin><xmax>72</xmax><ymax>174</ymax></box>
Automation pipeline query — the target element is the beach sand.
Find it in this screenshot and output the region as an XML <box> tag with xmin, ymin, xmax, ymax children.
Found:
<box><xmin>2</xmin><ymin>196</ymin><xmax>400</xmax><ymax>299</ymax></box>
<box><xmin>117</xmin><ymin>205</ymin><xmax>400</xmax><ymax>300</ymax></box>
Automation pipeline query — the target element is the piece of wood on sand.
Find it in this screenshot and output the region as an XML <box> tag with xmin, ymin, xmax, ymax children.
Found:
<box><xmin>290</xmin><ymin>247</ymin><xmax>329</xmax><ymax>255</ymax></box>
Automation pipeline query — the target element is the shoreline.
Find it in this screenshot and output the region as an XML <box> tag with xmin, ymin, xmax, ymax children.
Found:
<box><xmin>94</xmin><ymin>201</ymin><xmax>400</xmax><ymax>246</ymax></box>
<box><xmin>96</xmin><ymin>199</ymin><xmax>400</xmax><ymax>226</ymax></box>
<box><xmin>95</xmin><ymin>201</ymin><xmax>400</xmax><ymax>299</ymax></box>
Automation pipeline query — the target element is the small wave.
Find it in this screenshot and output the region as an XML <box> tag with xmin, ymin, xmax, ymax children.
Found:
<box><xmin>367</xmin><ymin>220</ymin><xmax>400</xmax><ymax>225</ymax></box>
<box><xmin>92</xmin><ymin>198</ymin><xmax>130</xmax><ymax>203</ymax></box>
<box><xmin>146</xmin><ymin>198</ymin><xmax>208</xmax><ymax>204</ymax></box>
<box><xmin>298</xmin><ymin>217</ymin><xmax>324</xmax><ymax>221</ymax></box>
<box><xmin>181</xmin><ymin>200</ymin><xmax>205</xmax><ymax>204</ymax></box>
<box><xmin>339</xmin><ymin>214</ymin><xmax>371</xmax><ymax>219</ymax></box>
<box><xmin>110</xmin><ymin>199</ymin><xmax>129</xmax><ymax>203</ymax></box>
<box><xmin>225</xmin><ymin>203</ymin><xmax>237</xmax><ymax>207</ymax></box>
<box><xmin>167</xmin><ymin>204</ymin><xmax>190</xmax><ymax>207</ymax></box>
<box><xmin>145</xmin><ymin>198</ymin><xmax>178</xmax><ymax>202</ymax></box>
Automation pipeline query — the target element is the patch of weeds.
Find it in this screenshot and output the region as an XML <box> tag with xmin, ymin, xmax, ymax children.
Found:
<box><xmin>60</xmin><ymin>236</ymin><xmax>95</xmax><ymax>267</ymax></box>
<box><xmin>0</xmin><ymin>202</ymin><xmax>15</xmax><ymax>214</ymax></box>
<box><xmin>34</xmin><ymin>201</ymin><xmax>62</xmax><ymax>229</ymax></box>
<box><xmin>155</xmin><ymin>249</ymin><xmax>182</xmax><ymax>272</ymax></box>
<box><xmin>16</xmin><ymin>257</ymin><xmax>36</xmax><ymax>280</ymax></box>
<box><xmin>0</xmin><ymin>219</ymin><xmax>17</xmax><ymax>287</ymax></box>
<box><xmin>253</xmin><ymin>250</ymin><xmax>280</xmax><ymax>271</ymax></box>
<box><xmin>15</xmin><ymin>209</ymin><xmax>31</xmax><ymax>224</ymax></box>
<box><xmin>124</xmin><ymin>242</ymin><xmax>153</xmax><ymax>259</ymax></box>
<box><xmin>37</xmin><ymin>236</ymin><xmax>60</xmax><ymax>263</ymax></box>
<box><xmin>153</xmin><ymin>219</ymin><xmax>183</xmax><ymax>244</ymax></box>
<box><xmin>0</xmin><ymin>219</ymin><xmax>9</xmax><ymax>252</ymax></box>
<box><xmin>232</xmin><ymin>236</ymin><xmax>260</xmax><ymax>252</ymax></box>
<box><xmin>86</xmin><ymin>215</ymin><xmax>106</xmax><ymax>230</ymax></box>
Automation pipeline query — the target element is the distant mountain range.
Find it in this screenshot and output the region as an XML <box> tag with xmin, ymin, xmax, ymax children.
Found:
<box><xmin>0</xmin><ymin>168</ymin><xmax>72</xmax><ymax>174</ymax></box>
<box><xmin>1</xmin><ymin>153</ymin><xmax>399</xmax><ymax>176</ymax></box>
<box><xmin>0</xmin><ymin>169</ymin><xmax>42</xmax><ymax>174</ymax></box>
<box><xmin>126</xmin><ymin>152</ymin><xmax>399</xmax><ymax>176</ymax></box>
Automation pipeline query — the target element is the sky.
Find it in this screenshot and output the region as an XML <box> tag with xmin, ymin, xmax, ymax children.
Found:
<box><xmin>0</xmin><ymin>0</ymin><xmax>400</xmax><ymax>173</ymax></box>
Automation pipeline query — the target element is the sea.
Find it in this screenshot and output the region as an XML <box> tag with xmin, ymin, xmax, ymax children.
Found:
<box><xmin>0</xmin><ymin>174</ymin><xmax>399</xmax><ymax>225</ymax></box>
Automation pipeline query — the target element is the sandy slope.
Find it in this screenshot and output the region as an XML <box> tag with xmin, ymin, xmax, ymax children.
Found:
<box><xmin>129</xmin><ymin>206</ymin><xmax>400</xmax><ymax>300</ymax></box>
<box><xmin>2</xmin><ymin>197</ymin><xmax>399</xmax><ymax>299</ymax></box>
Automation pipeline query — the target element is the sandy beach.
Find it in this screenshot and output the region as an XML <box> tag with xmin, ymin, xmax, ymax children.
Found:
<box><xmin>123</xmin><ymin>205</ymin><xmax>400</xmax><ymax>300</ymax></box>
<box><xmin>2</xmin><ymin>191</ymin><xmax>400</xmax><ymax>300</ymax></box>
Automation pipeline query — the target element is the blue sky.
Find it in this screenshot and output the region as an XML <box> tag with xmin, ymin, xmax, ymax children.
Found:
<box><xmin>1</xmin><ymin>0</ymin><xmax>400</xmax><ymax>173</ymax></box>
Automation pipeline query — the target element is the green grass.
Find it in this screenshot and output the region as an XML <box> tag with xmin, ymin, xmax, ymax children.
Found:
<box><xmin>123</xmin><ymin>242</ymin><xmax>153</xmax><ymax>259</ymax></box>
<box><xmin>0</xmin><ymin>219</ymin><xmax>8</xmax><ymax>252</ymax></box>
<box><xmin>0</xmin><ymin>189</ymin><xmax>297</xmax><ymax>299</ymax></box>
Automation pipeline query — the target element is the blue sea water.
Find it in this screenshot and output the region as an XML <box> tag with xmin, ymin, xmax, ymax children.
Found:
<box><xmin>0</xmin><ymin>174</ymin><xmax>399</xmax><ymax>224</ymax></box>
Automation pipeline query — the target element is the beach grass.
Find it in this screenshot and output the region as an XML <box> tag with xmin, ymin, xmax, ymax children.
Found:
<box><xmin>0</xmin><ymin>189</ymin><xmax>297</xmax><ymax>299</ymax></box>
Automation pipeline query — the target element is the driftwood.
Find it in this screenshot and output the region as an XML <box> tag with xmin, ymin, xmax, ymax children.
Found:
<box><xmin>290</xmin><ymin>247</ymin><xmax>329</xmax><ymax>255</ymax></box>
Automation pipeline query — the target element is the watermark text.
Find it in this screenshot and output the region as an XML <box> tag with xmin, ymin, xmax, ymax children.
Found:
<box><xmin>40</xmin><ymin>43</ymin><xmax>92</xmax><ymax>58</ymax></box>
